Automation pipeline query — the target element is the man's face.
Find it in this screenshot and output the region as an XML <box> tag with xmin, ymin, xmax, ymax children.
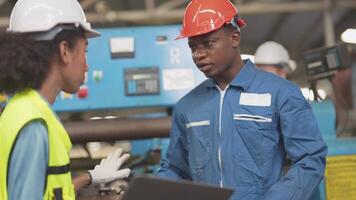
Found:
<box><xmin>188</xmin><ymin>27</ymin><xmax>239</xmax><ymax>79</ymax></box>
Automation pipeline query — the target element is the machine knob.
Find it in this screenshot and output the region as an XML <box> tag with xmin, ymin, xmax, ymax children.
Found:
<box><xmin>77</xmin><ymin>86</ymin><xmax>88</xmax><ymax>99</ymax></box>
<box><xmin>93</xmin><ymin>70</ymin><xmax>104</xmax><ymax>82</ymax></box>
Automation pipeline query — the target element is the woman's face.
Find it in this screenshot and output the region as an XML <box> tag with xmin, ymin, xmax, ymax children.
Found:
<box><xmin>60</xmin><ymin>37</ymin><xmax>88</xmax><ymax>94</ymax></box>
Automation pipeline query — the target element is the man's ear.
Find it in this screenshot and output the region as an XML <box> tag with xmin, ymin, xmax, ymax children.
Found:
<box><xmin>58</xmin><ymin>40</ymin><xmax>71</xmax><ymax>65</ymax></box>
<box><xmin>231</xmin><ymin>30</ymin><xmax>240</xmax><ymax>48</ymax></box>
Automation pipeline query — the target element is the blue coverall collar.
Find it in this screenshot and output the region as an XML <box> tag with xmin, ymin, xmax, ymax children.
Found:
<box><xmin>205</xmin><ymin>59</ymin><xmax>256</xmax><ymax>91</ymax></box>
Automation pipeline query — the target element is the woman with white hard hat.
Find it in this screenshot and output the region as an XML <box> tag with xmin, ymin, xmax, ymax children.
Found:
<box><xmin>0</xmin><ymin>0</ymin><xmax>130</xmax><ymax>199</ymax></box>
<box><xmin>254</xmin><ymin>41</ymin><xmax>297</xmax><ymax>78</ymax></box>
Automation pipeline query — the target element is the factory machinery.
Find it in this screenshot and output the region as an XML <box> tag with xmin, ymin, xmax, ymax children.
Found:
<box><xmin>55</xmin><ymin>25</ymin><xmax>204</xmax><ymax>154</ymax></box>
<box><xmin>304</xmin><ymin>44</ymin><xmax>356</xmax><ymax>200</ymax></box>
<box><xmin>1</xmin><ymin>25</ymin><xmax>353</xmax><ymax>199</ymax></box>
<box><xmin>53</xmin><ymin>25</ymin><xmax>206</xmax><ymax>199</ymax></box>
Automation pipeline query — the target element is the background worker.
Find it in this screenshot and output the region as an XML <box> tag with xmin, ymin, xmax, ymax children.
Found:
<box><xmin>254</xmin><ymin>41</ymin><xmax>298</xmax><ymax>174</ymax></box>
<box><xmin>254</xmin><ymin>41</ymin><xmax>296</xmax><ymax>79</ymax></box>
<box><xmin>157</xmin><ymin>0</ymin><xmax>327</xmax><ymax>199</ymax></box>
<box><xmin>0</xmin><ymin>0</ymin><xmax>130</xmax><ymax>199</ymax></box>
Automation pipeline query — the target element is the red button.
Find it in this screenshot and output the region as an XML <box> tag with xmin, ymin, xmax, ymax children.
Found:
<box><xmin>77</xmin><ymin>86</ymin><xmax>88</xmax><ymax>99</ymax></box>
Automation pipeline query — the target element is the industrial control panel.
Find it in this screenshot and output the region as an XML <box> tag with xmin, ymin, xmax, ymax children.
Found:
<box><xmin>303</xmin><ymin>43</ymin><xmax>352</xmax><ymax>80</ymax></box>
<box><xmin>53</xmin><ymin>25</ymin><xmax>206</xmax><ymax>112</ymax></box>
<box><xmin>124</xmin><ymin>67</ymin><xmax>160</xmax><ymax>96</ymax></box>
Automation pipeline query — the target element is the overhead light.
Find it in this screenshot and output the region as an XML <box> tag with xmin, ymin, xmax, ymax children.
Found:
<box><xmin>89</xmin><ymin>116</ymin><xmax>118</xmax><ymax>120</ymax></box>
<box><xmin>104</xmin><ymin>115</ymin><xmax>118</xmax><ymax>119</ymax></box>
<box><xmin>301</xmin><ymin>88</ymin><xmax>327</xmax><ymax>101</ymax></box>
<box><xmin>341</xmin><ymin>28</ymin><xmax>356</xmax><ymax>44</ymax></box>
<box><xmin>317</xmin><ymin>89</ymin><xmax>327</xmax><ymax>100</ymax></box>
<box><xmin>89</xmin><ymin>116</ymin><xmax>103</xmax><ymax>120</ymax></box>
<box><xmin>301</xmin><ymin>88</ymin><xmax>313</xmax><ymax>101</ymax></box>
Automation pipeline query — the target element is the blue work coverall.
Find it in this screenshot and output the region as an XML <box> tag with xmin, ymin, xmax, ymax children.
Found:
<box><xmin>157</xmin><ymin>60</ymin><xmax>327</xmax><ymax>200</ymax></box>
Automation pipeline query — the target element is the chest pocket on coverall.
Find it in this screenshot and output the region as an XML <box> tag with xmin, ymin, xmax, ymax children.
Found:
<box><xmin>233</xmin><ymin>105</ymin><xmax>274</xmax><ymax>160</ymax></box>
<box><xmin>232</xmin><ymin>106</ymin><xmax>275</xmax><ymax>190</ymax></box>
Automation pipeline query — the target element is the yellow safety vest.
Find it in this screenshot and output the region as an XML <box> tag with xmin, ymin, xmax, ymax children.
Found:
<box><xmin>0</xmin><ymin>89</ymin><xmax>75</xmax><ymax>200</ymax></box>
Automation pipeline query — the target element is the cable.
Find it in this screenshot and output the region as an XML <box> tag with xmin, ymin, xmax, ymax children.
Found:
<box><xmin>310</xmin><ymin>81</ymin><xmax>322</xmax><ymax>101</ymax></box>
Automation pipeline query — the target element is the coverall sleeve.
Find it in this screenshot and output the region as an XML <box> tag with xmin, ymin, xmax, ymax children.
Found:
<box><xmin>8</xmin><ymin>120</ymin><xmax>49</xmax><ymax>200</ymax></box>
<box><xmin>262</xmin><ymin>86</ymin><xmax>327</xmax><ymax>200</ymax></box>
<box><xmin>156</xmin><ymin>109</ymin><xmax>191</xmax><ymax>180</ymax></box>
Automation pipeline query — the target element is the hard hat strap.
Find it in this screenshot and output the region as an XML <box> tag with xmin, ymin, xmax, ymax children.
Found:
<box><xmin>228</xmin><ymin>15</ymin><xmax>240</xmax><ymax>32</ymax></box>
<box><xmin>29</xmin><ymin>24</ymin><xmax>81</xmax><ymax>41</ymax></box>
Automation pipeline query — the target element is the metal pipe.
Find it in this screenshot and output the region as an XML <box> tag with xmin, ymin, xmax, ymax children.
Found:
<box><xmin>65</xmin><ymin>117</ymin><xmax>171</xmax><ymax>143</ymax></box>
<box><xmin>2</xmin><ymin>0</ymin><xmax>356</xmax><ymax>26</ymax></box>
<box><xmin>80</xmin><ymin>0</ymin><xmax>97</xmax><ymax>10</ymax></box>
<box><xmin>145</xmin><ymin>0</ymin><xmax>155</xmax><ymax>12</ymax></box>
<box><xmin>157</xmin><ymin>0</ymin><xmax>189</xmax><ymax>11</ymax></box>
<box><xmin>323</xmin><ymin>0</ymin><xmax>336</xmax><ymax>46</ymax></box>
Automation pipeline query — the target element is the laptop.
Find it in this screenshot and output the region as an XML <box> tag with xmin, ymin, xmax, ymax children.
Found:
<box><xmin>122</xmin><ymin>175</ymin><xmax>234</xmax><ymax>200</ymax></box>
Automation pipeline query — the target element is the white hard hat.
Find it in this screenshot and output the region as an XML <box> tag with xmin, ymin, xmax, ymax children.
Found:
<box><xmin>254</xmin><ymin>41</ymin><xmax>296</xmax><ymax>73</ymax></box>
<box><xmin>7</xmin><ymin>0</ymin><xmax>100</xmax><ymax>40</ymax></box>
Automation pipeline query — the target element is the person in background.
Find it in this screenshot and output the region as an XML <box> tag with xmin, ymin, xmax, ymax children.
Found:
<box><xmin>0</xmin><ymin>0</ymin><xmax>130</xmax><ymax>199</ymax></box>
<box><xmin>254</xmin><ymin>41</ymin><xmax>296</xmax><ymax>79</ymax></box>
<box><xmin>254</xmin><ymin>41</ymin><xmax>297</xmax><ymax>174</ymax></box>
<box><xmin>157</xmin><ymin>0</ymin><xmax>327</xmax><ymax>199</ymax></box>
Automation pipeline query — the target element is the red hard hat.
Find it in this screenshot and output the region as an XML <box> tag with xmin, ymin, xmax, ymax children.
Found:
<box><xmin>176</xmin><ymin>0</ymin><xmax>246</xmax><ymax>40</ymax></box>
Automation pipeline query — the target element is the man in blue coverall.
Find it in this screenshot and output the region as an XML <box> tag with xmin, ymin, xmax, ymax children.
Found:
<box><xmin>157</xmin><ymin>0</ymin><xmax>327</xmax><ymax>199</ymax></box>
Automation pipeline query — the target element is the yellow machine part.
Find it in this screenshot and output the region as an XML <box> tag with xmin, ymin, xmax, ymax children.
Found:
<box><xmin>325</xmin><ymin>155</ymin><xmax>356</xmax><ymax>200</ymax></box>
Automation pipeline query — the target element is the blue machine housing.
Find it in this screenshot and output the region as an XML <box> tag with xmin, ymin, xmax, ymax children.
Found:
<box><xmin>310</xmin><ymin>101</ymin><xmax>356</xmax><ymax>200</ymax></box>
<box><xmin>53</xmin><ymin>25</ymin><xmax>205</xmax><ymax>112</ymax></box>
<box><xmin>312</xmin><ymin>101</ymin><xmax>356</xmax><ymax>156</ymax></box>
<box><xmin>52</xmin><ymin>24</ymin><xmax>204</xmax><ymax>176</ymax></box>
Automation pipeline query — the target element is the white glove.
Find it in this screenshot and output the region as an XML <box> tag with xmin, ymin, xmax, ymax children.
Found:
<box><xmin>89</xmin><ymin>148</ymin><xmax>131</xmax><ymax>184</ymax></box>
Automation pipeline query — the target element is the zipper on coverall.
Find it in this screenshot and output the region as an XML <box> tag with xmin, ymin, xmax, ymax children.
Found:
<box><xmin>217</xmin><ymin>85</ymin><xmax>229</xmax><ymax>187</ymax></box>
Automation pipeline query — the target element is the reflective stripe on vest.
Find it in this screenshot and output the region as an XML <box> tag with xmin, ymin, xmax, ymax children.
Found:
<box><xmin>0</xmin><ymin>88</ymin><xmax>75</xmax><ymax>200</ymax></box>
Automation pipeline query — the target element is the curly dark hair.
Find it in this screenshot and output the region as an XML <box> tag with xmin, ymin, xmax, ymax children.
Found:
<box><xmin>0</xmin><ymin>27</ymin><xmax>85</xmax><ymax>95</ymax></box>
<box><xmin>0</xmin><ymin>32</ymin><xmax>49</xmax><ymax>94</ymax></box>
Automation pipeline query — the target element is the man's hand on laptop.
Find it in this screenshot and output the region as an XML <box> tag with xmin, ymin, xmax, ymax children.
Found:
<box><xmin>89</xmin><ymin>148</ymin><xmax>131</xmax><ymax>184</ymax></box>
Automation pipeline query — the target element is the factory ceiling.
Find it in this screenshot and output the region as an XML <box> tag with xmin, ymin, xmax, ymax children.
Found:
<box><xmin>0</xmin><ymin>0</ymin><xmax>356</xmax><ymax>82</ymax></box>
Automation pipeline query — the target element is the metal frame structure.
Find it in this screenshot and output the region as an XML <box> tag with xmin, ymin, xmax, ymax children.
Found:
<box><xmin>0</xmin><ymin>0</ymin><xmax>355</xmax><ymax>25</ymax></box>
<box><xmin>0</xmin><ymin>0</ymin><xmax>356</xmax><ymax>51</ymax></box>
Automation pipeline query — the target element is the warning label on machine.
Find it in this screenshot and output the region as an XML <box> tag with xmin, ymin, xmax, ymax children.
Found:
<box><xmin>325</xmin><ymin>155</ymin><xmax>356</xmax><ymax>200</ymax></box>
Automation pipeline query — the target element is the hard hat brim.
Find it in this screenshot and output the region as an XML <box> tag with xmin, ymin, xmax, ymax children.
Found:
<box><xmin>84</xmin><ymin>29</ymin><xmax>101</xmax><ymax>38</ymax></box>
